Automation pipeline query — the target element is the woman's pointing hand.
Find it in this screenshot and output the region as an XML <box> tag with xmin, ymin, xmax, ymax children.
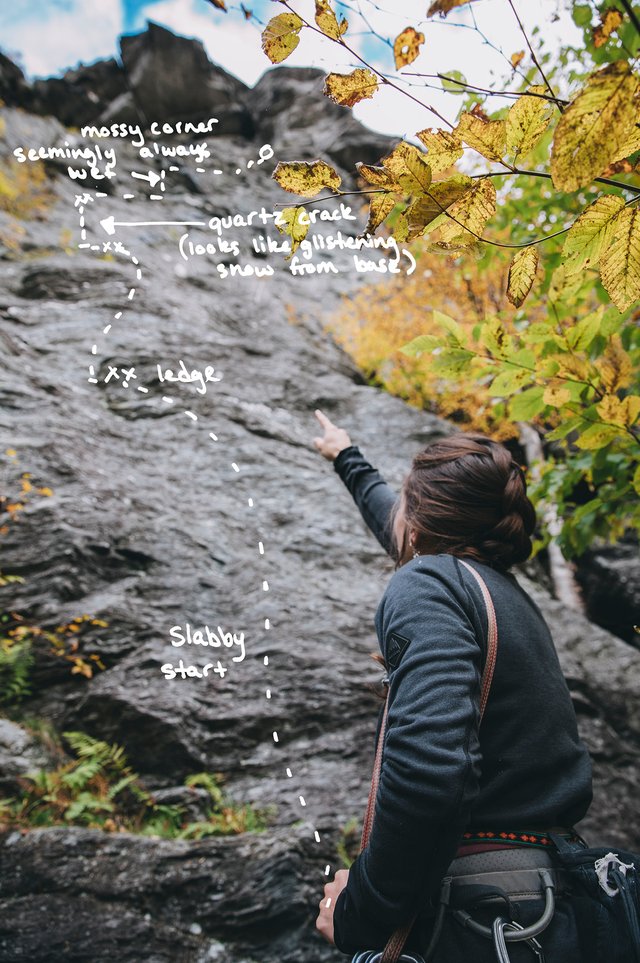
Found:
<box><xmin>313</xmin><ymin>409</ymin><xmax>352</xmax><ymax>461</ymax></box>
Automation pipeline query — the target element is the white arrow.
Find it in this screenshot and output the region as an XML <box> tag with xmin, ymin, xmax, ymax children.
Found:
<box><xmin>131</xmin><ymin>170</ymin><xmax>163</xmax><ymax>188</ymax></box>
<box><xmin>100</xmin><ymin>216</ymin><xmax>206</xmax><ymax>235</ymax></box>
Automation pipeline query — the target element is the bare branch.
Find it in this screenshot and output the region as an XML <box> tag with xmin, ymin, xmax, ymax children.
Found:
<box><xmin>506</xmin><ymin>0</ymin><xmax>561</xmax><ymax>110</ymax></box>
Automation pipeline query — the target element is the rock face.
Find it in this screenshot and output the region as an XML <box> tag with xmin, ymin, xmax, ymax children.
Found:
<box><xmin>0</xmin><ymin>23</ymin><xmax>639</xmax><ymax>963</ymax></box>
<box><xmin>575</xmin><ymin>537</ymin><xmax>640</xmax><ymax>646</ymax></box>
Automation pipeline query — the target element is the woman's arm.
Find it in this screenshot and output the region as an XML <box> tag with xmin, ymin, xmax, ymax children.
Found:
<box><xmin>332</xmin><ymin>557</ymin><xmax>485</xmax><ymax>952</ymax></box>
<box><xmin>312</xmin><ymin>409</ymin><xmax>399</xmax><ymax>558</ymax></box>
<box><xmin>333</xmin><ymin>445</ymin><xmax>399</xmax><ymax>557</ymax></box>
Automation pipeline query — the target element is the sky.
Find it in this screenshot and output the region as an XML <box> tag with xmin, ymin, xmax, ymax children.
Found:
<box><xmin>0</xmin><ymin>0</ymin><xmax>580</xmax><ymax>139</ymax></box>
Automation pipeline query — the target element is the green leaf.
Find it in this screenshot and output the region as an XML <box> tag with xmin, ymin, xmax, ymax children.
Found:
<box><xmin>433</xmin><ymin>309</ymin><xmax>465</xmax><ymax>343</ymax></box>
<box><xmin>509</xmin><ymin>385</ymin><xmax>545</xmax><ymax>420</ymax></box>
<box><xmin>566</xmin><ymin>306</ymin><xmax>605</xmax><ymax>351</ymax></box>
<box><xmin>272</xmin><ymin>160</ymin><xmax>341</xmax><ymax>197</ymax></box>
<box><xmin>487</xmin><ymin>366</ymin><xmax>532</xmax><ymax>396</ymax></box>
<box><xmin>324</xmin><ymin>68</ymin><xmax>379</xmax><ymax>108</ymax></box>
<box><xmin>431</xmin><ymin>347</ymin><xmax>475</xmax><ymax>375</ymax></box>
<box><xmin>550</xmin><ymin>61</ymin><xmax>640</xmax><ymax>192</ymax></box>
<box><xmin>575</xmin><ymin>422</ymin><xmax>624</xmax><ymax>449</ymax></box>
<box><xmin>572</xmin><ymin>4</ymin><xmax>592</xmax><ymax>27</ymax></box>
<box><xmin>261</xmin><ymin>13</ymin><xmax>304</xmax><ymax>64</ymax></box>
<box><xmin>399</xmin><ymin>334</ymin><xmax>442</xmax><ymax>356</ymax></box>
<box><xmin>440</xmin><ymin>70</ymin><xmax>468</xmax><ymax>94</ymax></box>
<box><xmin>562</xmin><ymin>194</ymin><xmax>626</xmax><ymax>275</ymax></box>
<box><xmin>507</xmin><ymin>246</ymin><xmax>539</xmax><ymax>307</ymax></box>
<box><xmin>546</xmin><ymin>416</ymin><xmax>586</xmax><ymax>441</ymax></box>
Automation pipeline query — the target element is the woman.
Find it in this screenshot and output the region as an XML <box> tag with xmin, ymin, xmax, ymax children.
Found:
<box><xmin>311</xmin><ymin>410</ymin><xmax>594</xmax><ymax>962</ymax></box>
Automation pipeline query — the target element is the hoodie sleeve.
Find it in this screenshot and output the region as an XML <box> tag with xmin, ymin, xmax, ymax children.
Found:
<box><xmin>332</xmin><ymin>557</ymin><xmax>485</xmax><ymax>953</ymax></box>
<box><xmin>332</xmin><ymin>445</ymin><xmax>399</xmax><ymax>558</ymax></box>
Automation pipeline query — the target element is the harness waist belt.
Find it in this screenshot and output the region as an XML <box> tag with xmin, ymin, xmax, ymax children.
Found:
<box><xmin>444</xmin><ymin>847</ymin><xmax>571</xmax><ymax>903</ymax></box>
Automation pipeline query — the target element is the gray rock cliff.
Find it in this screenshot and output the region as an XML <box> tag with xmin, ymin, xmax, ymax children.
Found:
<box><xmin>0</xmin><ymin>23</ymin><xmax>638</xmax><ymax>963</ymax></box>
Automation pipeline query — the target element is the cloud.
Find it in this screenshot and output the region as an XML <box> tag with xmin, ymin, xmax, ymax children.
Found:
<box><xmin>0</xmin><ymin>0</ymin><xmax>121</xmax><ymax>78</ymax></box>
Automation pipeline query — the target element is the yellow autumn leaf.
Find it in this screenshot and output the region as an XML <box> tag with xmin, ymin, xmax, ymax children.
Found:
<box><xmin>363</xmin><ymin>193</ymin><xmax>397</xmax><ymax>235</ymax></box>
<box><xmin>507</xmin><ymin>246</ymin><xmax>539</xmax><ymax>307</ymax></box>
<box><xmin>562</xmin><ymin>194</ymin><xmax>626</xmax><ymax>276</ymax></box>
<box><xmin>511</xmin><ymin>50</ymin><xmax>525</xmax><ymax>68</ymax></box>
<box><xmin>315</xmin><ymin>0</ymin><xmax>348</xmax><ymax>40</ymax></box>
<box><xmin>576</xmin><ymin>423</ymin><xmax>624</xmax><ymax>449</ymax></box>
<box><xmin>272</xmin><ymin>160</ymin><xmax>341</xmax><ymax>197</ymax></box>
<box><xmin>37</xmin><ymin>486</ymin><xmax>53</xmax><ymax>496</ymax></box>
<box><xmin>605</xmin><ymin>123</ymin><xmax>640</xmax><ymax>169</ymax></box>
<box><xmin>435</xmin><ymin>177</ymin><xmax>497</xmax><ymax>244</ymax></box>
<box><xmin>381</xmin><ymin>141</ymin><xmax>432</xmax><ymax>193</ymax></box>
<box><xmin>596</xmin><ymin>334</ymin><xmax>633</xmax><ymax>392</ymax></box>
<box><xmin>599</xmin><ymin>206</ymin><xmax>640</xmax><ymax>312</ymax></box>
<box><xmin>275</xmin><ymin>206</ymin><xmax>310</xmax><ymax>258</ymax></box>
<box><xmin>393</xmin><ymin>27</ymin><xmax>425</xmax><ymax>69</ymax></box>
<box><xmin>454</xmin><ymin>111</ymin><xmax>507</xmax><ymax>163</ymax></box>
<box><xmin>427</xmin><ymin>0</ymin><xmax>478</xmax><ymax>16</ymax></box>
<box><xmin>593</xmin><ymin>8</ymin><xmax>623</xmax><ymax>48</ymax></box>
<box><xmin>550</xmin><ymin>61</ymin><xmax>640</xmax><ymax>192</ymax></box>
<box><xmin>356</xmin><ymin>163</ymin><xmax>400</xmax><ymax>190</ymax></box>
<box><xmin>596</xmin><ymin>393</ymin><xmax>640</xmax><ymax>426</ymax></box>
<box><xmin>324</xmin><ymin>68</ymin><xmax>379</xmax><ymax>108</ymax></box>
<box><xmin>406</xmin><ymin>175</ymin><xmax>473</xmax><ymax>239</ymax></box>
<box><xmin>416</xmin><ymin>128</ymin><xmax>464</xmax><ymax>174</ymax></box>
<box><xmin>543</xmin><ymin>384</ymin><xmax>572</xmax><ymax>407</ymax></box>
<box><xmin>5</xmin><ymin>449</ymin><xmax>16</xmax><ymax>457</ymax></box>
<box><xmin>506</xmin><ymin>86</ymin><xmax>553</xmax><ymax>160</ymax></box>
<box><xmin>555</xmin><ymin>354</ymin><xmax>592</xmax><ymax>382</ymax></box>
<box><xmin>261</xmin><ymin>12</ymin><xmax>304</xmax><ymax>64</ymax></box>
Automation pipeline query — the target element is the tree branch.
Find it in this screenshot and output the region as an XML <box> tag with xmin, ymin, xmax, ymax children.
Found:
<box><xmin>620</xmin><ymin>0</ymin><xmax>640</xmax><ymax>38</ymax></box>
<box><xmin>278</xmin><ymin>0</ymin><xmax>454</xmax><ymax>128</ymax></box>
<box><xmin>398</xmin><ymin>72</ymin><xmax>569</xmax><ymax>106</ymax></box>
<box><xmin>474</xmin><ymin>167</ymin><xmax>640</xmax><ymax>196</ymax></box>
<box><xmin>506</xmin><ymin>0</ymin><xmax>561</xmax><ymax>110</ymax></box>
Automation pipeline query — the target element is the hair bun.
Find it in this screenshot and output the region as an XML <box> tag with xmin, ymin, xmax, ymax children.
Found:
<box><xmin>395</xmin><ymin>433</ymin><xmax>536</xmax><ymax>570</ymax></box>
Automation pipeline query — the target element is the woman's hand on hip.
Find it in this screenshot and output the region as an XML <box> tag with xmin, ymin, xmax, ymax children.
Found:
<box><xmin>313</xmin><ymin>409</ymin><xmax>352</xmax><ymax>461</ymax></box>
<box><xmin>316</xmin><ymin>868</ymin><xmax>349</xmax><ymax>945</ymax></box>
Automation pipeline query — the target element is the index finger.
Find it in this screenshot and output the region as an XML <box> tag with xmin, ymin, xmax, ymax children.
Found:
<box><xmin>314</xmin><ymin>409</ymin><xmax>334</xmax><ymax>430</ymax></box>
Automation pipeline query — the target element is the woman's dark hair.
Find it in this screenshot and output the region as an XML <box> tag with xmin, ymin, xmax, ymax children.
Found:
<box><xmin>390</xmin><ymin>433</ymin><xmax>536</xmax><ymax>571</ymax></box>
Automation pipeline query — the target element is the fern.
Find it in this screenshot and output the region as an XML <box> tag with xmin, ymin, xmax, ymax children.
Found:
<box><xmin>3</xmin><ymin>728</ymin><xmax>272</xmax><ymax>837</ymax></box>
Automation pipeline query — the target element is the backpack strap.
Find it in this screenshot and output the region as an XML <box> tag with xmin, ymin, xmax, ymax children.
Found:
<box><xmin>359</xmin><ymin>559</ymin><xmax>499</xmax><ymax>963</ymax></box>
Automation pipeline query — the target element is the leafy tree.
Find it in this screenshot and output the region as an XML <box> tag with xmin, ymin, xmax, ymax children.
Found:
<box><xmin>206</xmin><ymin>0</ymin><xmax>640</xmax><ymax>557</ymax></box>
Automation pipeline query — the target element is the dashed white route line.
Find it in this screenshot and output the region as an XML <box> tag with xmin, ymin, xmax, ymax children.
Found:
<box><xmin>78</xmin><ymin>190</ymin><xmax>330</xmax><ymax>882</ymax></box>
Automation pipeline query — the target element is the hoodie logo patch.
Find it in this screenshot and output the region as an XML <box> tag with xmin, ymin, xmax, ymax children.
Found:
<box><xmin>386</xmin><ymin>632</ymin><xmax>411</xmax><ymax>668</ymax></box>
